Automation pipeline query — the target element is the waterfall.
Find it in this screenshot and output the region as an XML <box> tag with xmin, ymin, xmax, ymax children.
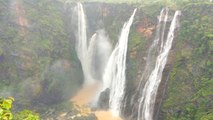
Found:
<box><xmin>102</xmin><ymin>9</ymin><xmax>137</xmax><ymax>116</ymax></box>
<box><xmin>75</xmin><ymin>3</ymin><xmax>94</xmax><ymax>85</ymax></box>
<box><xmin>137</xmin><ymin>8</ymin><xmax>169</xmax><ymax>92</ymax></box>
<box><xmin>90</xmin><ymin>30</ymin><xmax>112</xmax><ymax>81</ymax></box>
<box><xmin>75</xmin><ymin>3</ymin><xmax>112</xmax><ymax>85</ymax></box>
<box><xmin>137</xmin><ymin>10</ymin><xmax>181</xmax><ymax>120</ymax></box>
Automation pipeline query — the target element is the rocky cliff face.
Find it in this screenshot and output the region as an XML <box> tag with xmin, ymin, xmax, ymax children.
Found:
<box><xmin>68</xmin><ymin>2</ymin><xmax>172</xmax><ymax>120</ymax></box>
<box><xmin>0</xmin><ymin>0</ymin><xmax>84</xmax><ymax>108</ymax></box>
<box><xmin>70</xmin><ymin>2</ymin><xmax>213</xmax><ymax>120</ymax></box>
<box><xmin>159</xmin><ymin>4</ymin><xmax>213</xmax><ymax>120</ymax></box>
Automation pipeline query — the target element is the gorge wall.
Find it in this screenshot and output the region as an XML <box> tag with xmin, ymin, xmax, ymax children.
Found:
<box><xmin>0</xmin><ymin>0</ymin><xmax>212</xmax><ymax>120</ymax></box>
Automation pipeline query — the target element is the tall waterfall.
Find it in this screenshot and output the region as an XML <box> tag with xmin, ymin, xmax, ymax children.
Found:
<box><xmin>75</xmin><ymin>3</ymin><xmax>111</xmax><ymax>85</ymax></box>
<box><xmin>102</xmin><ymin>9</ymin><xmax>137</xmax><ymax>116</ymax></box>
<box><xmin>75</xmin><ymin>3</ymin><xmax>93</xmax><ymax>85</ymax></box>
<box><xmin>137</xmin><ymin>10</ymin><xmax>181</xmax><ymax>120</ymax></box>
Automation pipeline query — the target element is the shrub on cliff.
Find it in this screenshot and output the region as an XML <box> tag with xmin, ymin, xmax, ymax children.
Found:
<box><xmin>0</xmin><ymin>97</ymin><xmax>40</xmax><ymax>120</ymax></box>
<box><xmin>0</xmin><ymin>97</ymin><xmax>14</xmax><ymax>120</ymax></box>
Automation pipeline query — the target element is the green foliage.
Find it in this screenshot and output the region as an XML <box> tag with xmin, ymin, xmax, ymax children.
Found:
<box><xmin>0</xmin><ymin>97</ymin><xmax>14</xmax><ymax>120</ymax></box>
<box><xmin>200</xmin><ymin>114</ymin><xmax>213</xmax><ymax>120</ymax></box>
<box><xmin>161</xmin><ymin>3</ymin><xmax>213</xmax><ymax>120</ymax></box>
<box><xmin>59</xmin><ymin>0</ymin><xmax>212</xmax><ymax>8</ymax></box>
<box><xmin>0</xmin><ymin>0</ymin><xmax>83</xmax><ymax>109</ymax></box>
<box><xmin>14</xmin><ymin>110</ymin><xmax>40</xmax><ymax>120</ymax></box>
<box><xmin>59</xmin><ymin>0</ymin><xmax>142</xmax><ymax>4</ymax></box>
<box><xmin>129</xmin><ymin>30</ymin><xmax>144</xmax><ymax>49</ymax></box>
<box><xmin>0</xmin><ymin>97</ymin><xmax>40</xmax><ymax>120</ymax></box>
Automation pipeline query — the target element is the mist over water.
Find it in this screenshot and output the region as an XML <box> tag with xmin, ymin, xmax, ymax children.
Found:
<box><xmin>74</xmin><ymin>3</ymin><xmax>112</xmax><ymax>86</ymax></box>
<box><xmin>73</xmin><ymin>3</ymin><xmax>114</xmax><ymax>109</ymax></box>
<box><xmin>90</xmin><ymin>29</ymin><xmax>112</xmax><ymax>81</ymax></box>
<box><xmin>73</xmin><ymin>2</ymin><xmax>137</xmax><ymax>118</ymax></box>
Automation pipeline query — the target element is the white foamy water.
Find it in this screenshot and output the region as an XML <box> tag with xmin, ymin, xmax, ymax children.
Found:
<box><xmin>102</xmin><ymin>9</ymin><xmax>137</xmax><ymax>116</ymax></box>
<box><xmin>137</xmin><ymin>10</ymin><xmax>181</xmax><ymax>120</ymax></box>
<box><xmin>75</xmin><ymin>3</ymin><xmax>112</xmax><ymax>85</ymax></box>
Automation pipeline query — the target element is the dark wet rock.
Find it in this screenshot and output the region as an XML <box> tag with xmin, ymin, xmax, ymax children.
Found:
<box><xmin>97</xmin><ymin>88</ymin><xmax>110</xmax><ymax>110</ymax></box>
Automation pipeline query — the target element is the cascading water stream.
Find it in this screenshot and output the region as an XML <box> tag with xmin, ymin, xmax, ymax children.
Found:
<box><xmin>137</xmin><ymin>8</ymin><xmax>169</xmax><ymax>91</ymax></box>
<box><xmin>75</xmin><ymin>3</ymin><xmax>111</xmax><ymax>86</ymax></box>
<box><xmin>137</xmin><ymin>10</ymin><xmax>181</xmax><ymax>120</ymax></box>
<box><xmin>102</xmin><ymin>9</ymin><xmax>137</xmax><ymax>117</ymax></box>
<box><xmin>74</xmin><ymin>3</ymin><xmax>137</xmax><ymax>119</ymax></box>
<box><xmin>75</xmin><ymin>3</ymin><xmax>94</xmax><ymax>85</ymax></box>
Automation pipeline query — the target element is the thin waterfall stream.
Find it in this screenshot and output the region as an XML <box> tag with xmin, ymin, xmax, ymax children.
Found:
<box><xmin>137</xmin><ymin>10</ymin><xmax>181</xmax><ymax>120</ymax></box>
<box><xmin>75</xmin><ymin>2</ymin><xmax>112</xmax><ymax>86</ymax></box>
<box><xmin>75</xmin><ymin>2</ymin><xmax>93</xmax><ymax>85</ymax></box>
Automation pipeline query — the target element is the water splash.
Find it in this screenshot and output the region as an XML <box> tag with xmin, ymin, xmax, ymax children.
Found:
<box><xmin>102</xmin><ymin>9</ymin><xmax>137</xmax><ymax>116</ymax></box>
<box><xmin>90</xmin><ymin>30</ymin><xmax>112</xmax><ymax>81</ymax></box>
<box><xmin>75</xmin><ymin>3</ymin><xmax>94</xmax><ymax>85</ymax></box>
<box><xmin>137</xmin><ymin>10</ymin><xmax>181</xmax><ymax>120</ymax></box>
<box><xmin>75</xmin><ymin>3</ymin><xmax>112</xmax><ymax>85</ymax></box>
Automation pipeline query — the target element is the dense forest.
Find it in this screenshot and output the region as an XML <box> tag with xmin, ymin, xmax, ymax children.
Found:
<box><xmin>0</xmin><ymin>0</ymin><xmax>212</xmax><ymax>120</ymax></box>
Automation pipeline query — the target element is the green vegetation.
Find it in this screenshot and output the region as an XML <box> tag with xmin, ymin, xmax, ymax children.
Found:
<box><xmin>0</xmin><ymin>97</ymin><xmax>14</xmax><ymax>120</ymax></box>
<box><xmin>161</xmin><ymin>3</ymin><xmax>213</xmax><ymax>120</ymax></box>
<box><xmin>0</xmin><ymin>97</ymin><xmax>40</xmax><ymax>120</ymax></box>
<box><xmin>14</xmin><ymin>110</ymin><xmax>39</xmax><ymax>120</ymax></box>
<box><xmin>0</xmin><ymin>0</ymin><xmax>213</xmax><ymax>119</ymax></box>
<box><xmin>60</xmin><ymin>0</ymin><xmax>210</xmax><ymax>8</ymax></box>
<box><xmin>0</xmin><ymin>0</ymin><xmax>83</xmax><ymax>106</ymax></box>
